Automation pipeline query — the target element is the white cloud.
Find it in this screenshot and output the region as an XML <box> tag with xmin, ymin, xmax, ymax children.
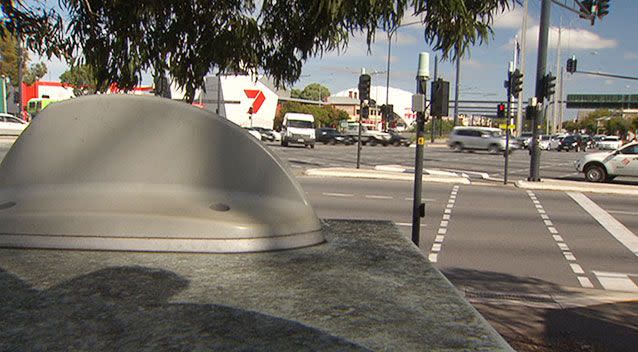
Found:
<box><xmin>510</xmin><ymin>25</ymin><xmax>617</xmax><ymax>51</ymax></box>
<box><xmin>492</xmin><ymin>7</ymin><xmax>532</xmax><ymax>29</ymax></box>
<box><xmin>624</xmin><ymin>52</ymin><xmax>638</xmax><ymax>60</ymax></box>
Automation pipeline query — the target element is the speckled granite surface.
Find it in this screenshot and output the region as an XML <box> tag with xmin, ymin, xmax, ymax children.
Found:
<box><xmin>0</xmin><ymin>220</ymin><xmax>512</xmax><ymax>351</ymax></box>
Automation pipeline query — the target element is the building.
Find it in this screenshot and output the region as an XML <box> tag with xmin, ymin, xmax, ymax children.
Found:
<box><xmin>331</xmin><ymin>86</ymin><xmax>416</xmax><ymax>129</ymax></box>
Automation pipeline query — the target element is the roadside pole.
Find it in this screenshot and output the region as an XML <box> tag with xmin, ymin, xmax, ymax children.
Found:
<box><xmin>529</xmin><ymin>0</ymin><xmax>551</xmax><ymax>182</ymax></box>
<box><xmin>504</xmin><ymin>63</ymin><xmax>513</xmax><ymax>185</ymax></box>
<box><xmin>411</xmin><ymin>53</ymin><xmax>429</xmax><ymax>246</ymax></box>
<box><xmin>356</xmin><ymin>100</ymin><xmax>362</xmax><ymax>169</ymax></box>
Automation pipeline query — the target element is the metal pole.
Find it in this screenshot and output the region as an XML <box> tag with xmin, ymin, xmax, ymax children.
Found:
<box><xmin>553</xmin><ymin>24</ymin><xmax>562</xmax><ymax>134</ymax></box>
<box><xmin>504</xmin><ymin>63</ymin><xmax>513</xmax><ymax>185</ymax></box>
<box><xmin>357</xmin><ymin>101</ymin><xmax>362</xmax><ymax>169</ymax></box>
<box><xmin>412</xmin><ymin>52</ymin><xmax>429</xmax><ymax>247</ymax></box>
<box><xmin>529</xmin><ymin>0</ymin><xmax>551</xmax><ymax>182</ymax></box>
<box><xmin>453</xmin><ymin>50</ymin><xmax>460</xmax><ymax>126</ymax></box>
<box><xmin>16</xmin><ymin>26</ymin><xmax>23</xmax><ymax>119</ymax></box>
<box><xmin>516</xmin><ymin>0</ymin><xmax>529</xmax><ymax>136</ymax></box>
<box><xmin>431</xmin><ymin>56</ymin><xmax>438</xmax><ymax>142</ymax></box>
<box><xmin>412</xmin><ymin>80</ymin><xmax>426</xmax><ymax>246</ymax></box>
<box><xmin>384</xmin><ymin>30</ymin><xmax>393</xmax><ymax>131</ymax></box>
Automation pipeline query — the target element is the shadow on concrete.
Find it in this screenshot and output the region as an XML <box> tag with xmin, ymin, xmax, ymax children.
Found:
<box><xmin>0</xmin><ymin>266</ymin><xmax>369</xmax><ymax>351</ymax></box>
<box><xmin>441</xmin><ymin>268</ymin><xmax>638</xmax><ymax>352</ymax></box>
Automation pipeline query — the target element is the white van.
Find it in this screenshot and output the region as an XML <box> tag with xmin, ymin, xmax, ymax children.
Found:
<box><xmin>281</xmin><ymin>113</ymin><xmax>315</xmax><ymax>148</ymax></box>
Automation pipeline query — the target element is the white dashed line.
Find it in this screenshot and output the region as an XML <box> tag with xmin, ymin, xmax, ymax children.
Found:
<box><xmin>570</xmin><ymin>263</ymin><xmax>585</xmax><ymax>275</ymax></box>
<box><xmin>578</xmin><ymin>277</ymin><xmax>594</xmax><ymax>288</ymax></box>
<box><xmin>429</xmin><ymin>186</ymin><xmax>459</xmax><ymax>263</ymax></box>
<box><xmin>527</xmin><ymin>191</ymin><xmax>592</xmax><ymax>289</ymax></box>
<box><xmin>322</xmin><ymin>192</ymin><xmax>354</xmax><ymax>197</ymax></box>
<box><xmin>396</xmin><ymin>223</ymin><xmax>427</xmax><ymax>227</ymax></box>
<box><xmin>365</xmin><ymin>195</ymin><xmax>393</xmax><ymax>200</ymax></box>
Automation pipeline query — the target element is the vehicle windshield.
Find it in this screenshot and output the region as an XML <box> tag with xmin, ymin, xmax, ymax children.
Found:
<box><xmin>603</xmin><ymin>136</ymin><xmax>619</xmax><ymax>141</ymax></box>
<box><xmin>490</xmin><ymin>131</ymin><xmax>503</xmax><ymax>137</ymax></box>
<box><xmin>288</xmin><ymin>120</ymin><xmax>314</xmax><ymax>128</ymax></box>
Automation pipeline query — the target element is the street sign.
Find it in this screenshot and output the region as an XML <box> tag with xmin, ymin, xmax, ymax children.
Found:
<box><xmin>340</xmin><ymin>119</ymin><xmax>348</xmax><ymax>128</ymax></box>
<box><xmin>499</xmin><ymin>124</ymin><xmax>515</xmax><ymax>130</ymax></box>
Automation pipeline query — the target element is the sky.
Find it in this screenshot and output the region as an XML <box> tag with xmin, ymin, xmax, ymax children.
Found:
<box><xmin>34</xmin><ymin>1</ymin><xmax>636</xmax><ymax>118</ymax></box>
<box><xmin>291</xmin><ymin>0</ymin><xmax>637</xmax><ymax>118</ymax></box>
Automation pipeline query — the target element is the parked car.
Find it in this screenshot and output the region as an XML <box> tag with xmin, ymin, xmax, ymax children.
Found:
<box><xmin>0</xmin><ymin>113</ymin><xmax>28</xmax><ymax>136</ymax></box>
<box><xmin>448</xmin><ymin>126</ymin><xmax>519</xmax><ymax>154</ymax></box>
<box><xmin>557</xmin><ymin>135</ymin><xmax>583</xmax><ymax>152</ymax></box>
<box><xmin>344</xmin><ymin>123</ymin><xmax>391</xmax><ymax>146</ymax></box>
<box><xmin>596</xmin><ymin>136</ymin><xmax>622</xmax><ymax>150</ymax></box>
<box><xmin>281</xmin><ymin>113</ymin><xmax>315</xmax><ymax>148</ymax></box>
<box><xmin>516</xmin><ymin>131</ymin><xmax>533</xmax><ymax>149</ymax></box>
<box><xmin>243</xmin><ymin>127</ymin><xmax>263</xmax><ymax>140</ymax></box>
<box><xmin>549</xmin><ymin>134</ymin><xmax>565</xmax><ymax>150</ymax></box>
<box><xmin>539</xmin><ymin>135</ymin><xmax>552</xmax><ymax>150</ymax></box>
<box><xmin>387</xmin><ymin>130</ymin><xmax>411</xmax><ymax>147</ymax></box>
<box><xmin>252</xmin><ymin>127</ymin><xmax>276</xmax><ymax>142</ymax></box>
<box><xmin>575</xmin><ymin>142</ymin><xmax>638</xmax><ymax>182</ymax></box>
<box><xmin>316</xmin><ymin>127</ymin><xmax>354</xmax><ymax>145</ymax></box>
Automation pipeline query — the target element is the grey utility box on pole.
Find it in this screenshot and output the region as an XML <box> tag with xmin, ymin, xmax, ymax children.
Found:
<box><xmin>0</xmin><ymin>95</ymin><xmax>324</xmax><ymax>253</ymax></box>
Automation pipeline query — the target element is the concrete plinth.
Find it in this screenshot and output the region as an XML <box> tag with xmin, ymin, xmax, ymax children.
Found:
<box><xmin>0</xmin><ymin>220</ymin><xmax>512</xmax><ymax>351</ymax></box>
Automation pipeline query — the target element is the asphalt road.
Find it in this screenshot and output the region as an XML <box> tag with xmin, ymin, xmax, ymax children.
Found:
<box><xmin>268</xmin><ymin>141</ymin><xmax>638</xmax><ymax>184</ymax></box>
<box><xmin>299</xmin><ymin>176</ymin><xmax>638</xmax><ymax>294</ymax></box>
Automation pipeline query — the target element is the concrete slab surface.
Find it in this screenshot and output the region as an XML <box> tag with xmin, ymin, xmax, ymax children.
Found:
<box><xmin>0</xmin><ymin>220</ymin><xmax>511</xmax><ymax>351</ymax></box>
<box><xmin>516</xmin><ymin>179</ymin><xmax>638</xmax><ymax>195</ymax></box>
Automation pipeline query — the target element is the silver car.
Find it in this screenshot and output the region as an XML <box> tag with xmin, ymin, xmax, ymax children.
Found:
<box><xmin>448</xmin><ymin>126</ymin><xmax>519</xmax><ymax>154</ymax></box>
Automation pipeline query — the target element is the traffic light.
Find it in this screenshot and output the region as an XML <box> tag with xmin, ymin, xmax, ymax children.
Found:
<box><xmin>542</xmin><ymin>72</ymin><xmax>556</xmax><ymax>100</ymax></box>
<box><xmin>358</xmin><ymin>74</ymin><xmax>371</xmax><ymax>102</ymax></box>
<box><xmin>508</xmin><ymin>69</ymin><xmax>523</xmax><ymax>97</ymax></box>
<box><xmin>566</xmin><ymin>56</ymin><xmax>577</xmax><ymax>74</ymax></box>
<box><xmin>497</xmin><ymin>103</ymin><xmax>505</xmax><ymax>119</ymax></box>
<box><xmin>430</xmin><ymin>79</ymin><xmax>450</xmax><ymax>117</ymax></box>
<box><xmin>360</xmin><ymin>105</ymin><xmax>369</xmax><ymax>119</ymax></box>
<box><xmin>579</xmin><ymin>0</ymin><xmax>596</xmax><ymax>25</ymax></box>
<box><xmin>597</xmin><ymin>0</ymin><xmax>610</xmax><ymax>19</ymax></box>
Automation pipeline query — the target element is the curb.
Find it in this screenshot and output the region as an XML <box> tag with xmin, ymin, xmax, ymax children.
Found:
<box><xmin>515</xmin><ymin>179</ymin><xmax>638</xmax><ymax>196</ymax></box>
<box><xmin>305</xmin><ymin>167</ymin><xmax>470</xmax><ymax>184</ymax></box>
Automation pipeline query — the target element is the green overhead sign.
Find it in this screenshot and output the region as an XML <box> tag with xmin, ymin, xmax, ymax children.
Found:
<box><xmin>566</xmin><ymin>94</ymin><xmax>638</xmax><ymax>109</ymax></box>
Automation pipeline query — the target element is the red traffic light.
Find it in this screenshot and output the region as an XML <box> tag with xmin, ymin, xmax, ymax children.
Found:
<box><xmin>498</xmin><ymin>104</ymin><xmax>505</xmax><ymax>111</ymax></box>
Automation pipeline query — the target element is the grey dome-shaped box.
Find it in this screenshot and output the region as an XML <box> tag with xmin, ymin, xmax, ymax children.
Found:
<box><xmin>0</xmin><ymin>95</ymin><xmax>324</xmax><ymax>252</ymax></box>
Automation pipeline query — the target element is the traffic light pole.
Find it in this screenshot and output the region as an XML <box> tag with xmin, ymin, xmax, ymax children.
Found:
<box><xmin>356</xmin><ymin>101</ymin><xmax>362</xmax><ymax>169</ymax></box>
<box><xmin>530</xmin><ymin>0</ymin><xmax>552</xmax><ymax>182</ymax></box>
<box><xmin>411</xmin><ymin>81</ymin><xmax>426</xmax><ymax>247</ymax></box>
<box><xmin>411</xmin><ymin>52</ymin><xmax>429</xmax><ymax>247</ymax></box>
<box><xmin>504</xmin><ymin>66</ymin><xmax>513</xmax><ymax>185</ymax></box>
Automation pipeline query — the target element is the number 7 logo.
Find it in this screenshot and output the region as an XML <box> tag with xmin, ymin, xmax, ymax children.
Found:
<box><xmin>244</xmin><ymin>90</ymin><xmax>266</xmax><ymax>114</ymax></box>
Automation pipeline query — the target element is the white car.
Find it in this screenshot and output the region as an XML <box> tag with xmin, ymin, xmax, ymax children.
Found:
<box><xmin>575</xmin><ymin>142</ymin><xmax>638</xmax><ymax>182</ymax></box>
<box><xmin>243</xmin><ymin>127</ymin><xmax>263</xmax><ymax>140</ymax></box>
<box><xmin>0</xmin><ymin>113</ymin><xmax>28</xmax><ymax>136</ymax></box>
<box><xmin>596</xmin><ymin>136</ymin><xmax>622</xmax><ymax>150</ymax></box>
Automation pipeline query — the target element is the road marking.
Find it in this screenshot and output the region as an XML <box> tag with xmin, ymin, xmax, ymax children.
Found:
<box><xmin>578</xmin><ymin>277</ymin><xmax>594</xmax><ymax>288</ymax></box>
<box><xmin>322</xmin><ymin>192</ymin><xmax>354</xmax><ymax>197</ymax></box>
<box><xmin>608</xmin><ymin>210</ymin><xmax>638</xmax><ymax>216</ymax></box>
<box><xmin>428</xmin><ymin>186</ymin><xmax>459</xmax><ymax>264</ymax></box>
<box><xmin>567</xmin><ymin>192</ymin><xmax>638</xmax><ymax>257</ymax></box>
<box><xmin>570</xmin><ymin>263</ymin><xmax>585</xmax><ymax>274</ymax></box>
<box><xmin>365</xmin><ymin>195</ymin><xmax>393</xmax><ymax>200</ymax></box>
<box><xmin>527</xmin><ymin>191</ymin><xmax>593</xmax><ymax>289</ymax></box>
<box><xmin>564</xmin><ymin>252</ymin><xmax>576</xmax><ymax>261</ymax></box>
<box><xmin>593</xmin><ymin>271</ymin><xmax>638</xmax><ymax>292</ymax></box>
<box><xmin>396</xmin><ymin>223</ymin><xmax>427</xmax><ymax>228</ymax></box>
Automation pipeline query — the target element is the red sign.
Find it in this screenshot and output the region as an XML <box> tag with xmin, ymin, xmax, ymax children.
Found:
<box><xmin>244</xmin><ymin>89</ymin><xmax>266</xmax><ymax>114</ymax></box>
